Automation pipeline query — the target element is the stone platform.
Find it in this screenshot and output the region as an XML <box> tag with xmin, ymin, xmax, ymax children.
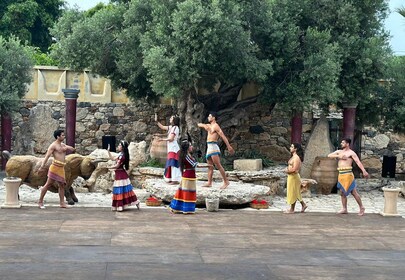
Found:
<box><xmin>143</xmin><ymin>179</ymin><xmax>271</xmax><ymax>205</ymax></box>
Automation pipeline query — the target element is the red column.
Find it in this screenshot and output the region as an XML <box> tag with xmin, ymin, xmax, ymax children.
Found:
<box><xmin>290</xmin><ymin>111</ymin><xmax>303</xmax><ymax>144</ymax></box>
<box><xmin>342</xmin><ymin>102</ymin><xmax>358</xmax><ymax>146</ymax></box>
<box><xmin>63</xmin><ymin>89</ymin><xmax>80</xmax><ymax>154</ymax></box>
<box><xmin>1</xmin><ymin>112</ymin><xmax>12</xmax><ymax>170</ymax></box>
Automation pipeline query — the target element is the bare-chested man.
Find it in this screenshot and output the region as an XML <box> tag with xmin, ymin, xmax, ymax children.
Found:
<box><xmin>38</xmin><ymin>129</ymin><xmax>76</xmax><ymax>209</ymax></box>
<box><xmin>328</xmin><ymin>138</ymin><xmax>369</xmax><ymax>216</ymax></box>
<box><xmin>198</xmin><ymin>112</ymin><xmax>235</xmax><ymax>189</ymax></box>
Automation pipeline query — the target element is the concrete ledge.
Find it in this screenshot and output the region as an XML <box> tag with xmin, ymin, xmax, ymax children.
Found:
<box><xmin>233</xmin><ymin>159</ymin><xmax>263</xmax><ymax>171</ymax></box>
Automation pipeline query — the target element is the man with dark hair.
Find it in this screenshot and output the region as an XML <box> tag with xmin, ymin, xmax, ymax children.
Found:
<box><xmin>38</xmin><ymin>129</ymin><xmax>76</xmax><ymax>209</ymax></box>
<box><xmin>198</xmin><ymin>112</ymin><xmax>235</xmax><ymax>189</ymax></box>
<box><xmin>328</xmin><ymin>138</ymin><xmax>369</xmax><ymax>216</ymax></box>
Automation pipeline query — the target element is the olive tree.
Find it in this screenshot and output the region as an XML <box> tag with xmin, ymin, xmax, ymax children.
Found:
<box><xmin>0</xmin><ymin>36</ymin><xmax>33</xmax><ymax>113</ymax></box>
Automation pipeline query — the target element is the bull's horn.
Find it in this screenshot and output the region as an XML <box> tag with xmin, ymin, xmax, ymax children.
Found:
<box><xmin>1</xmin><ymin>150</ymin><xmax>11</xmax><ymax>160</ymax></box>
<box><xmin>89</xmin><ymin>157</ymin><xmax>108</xmax><ymax>164</ymax></box>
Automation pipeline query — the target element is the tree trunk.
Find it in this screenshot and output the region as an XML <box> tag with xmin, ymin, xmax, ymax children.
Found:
<box><xmin>177</xmin><ymin>89</ymin><xmax>206</xmax><ymax>159</ymax></box>
<box><xmin>176</xmin><ymin>86</ymin><xmax>269</xmax><ymax>161</ymax></box>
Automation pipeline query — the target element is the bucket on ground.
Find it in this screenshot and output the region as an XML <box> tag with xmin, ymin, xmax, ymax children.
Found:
<box><xmin>205</xmin><ymin>198</ymin><xmax>220</xmax><ymax>212</ymax></box>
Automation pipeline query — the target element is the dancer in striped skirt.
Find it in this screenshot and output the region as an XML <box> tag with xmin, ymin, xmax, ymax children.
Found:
<box><xmin>107</xmin><ymin>140</ymin><xmax>140</xmax><ymax>212</ymax></box>
<box><xmin>155</xmin><ymin>114</ymin><xmax>182</xmax><ymax>184</ymax></box>
<box><xmin>169</xmin><ymin>139</ymin><xmax>205</xmax><ymax>214</ymax></box>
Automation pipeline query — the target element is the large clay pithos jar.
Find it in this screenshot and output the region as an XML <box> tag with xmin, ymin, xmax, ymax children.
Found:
<box><xmin>150</xmin><ymin>137</ymin><xmax>167</xmax><ymax>164</ymax></box>
<box><xmin>310</xmin><ymin>157</ymin><xmax>338</xmax><ymax>194</ymax></box>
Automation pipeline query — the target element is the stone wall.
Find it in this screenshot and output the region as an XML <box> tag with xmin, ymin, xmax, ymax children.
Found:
<box><xmin>11</xmin><ymin>100</ymin><xmax>175</xmax><ymax>156</ymax></box>
<box><xmin>6</xmin><ymin>100</ymin><xmax>405</xmax><ymax>178</ymax></box>
<box><xmin>361</xmin><ymin>129</ymin><xmax>405</xmax><ymax>177</ymax></box>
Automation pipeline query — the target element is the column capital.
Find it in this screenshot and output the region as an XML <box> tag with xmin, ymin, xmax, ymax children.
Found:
<box><xmin>62</xmin><ymin>88</ymin><xmax>80</xmax><ymax>99</ymax></box>
<box><xmin>342</xmin><ymin>101</ymin><xmax>358</xmax><ymax>109</ymax></box>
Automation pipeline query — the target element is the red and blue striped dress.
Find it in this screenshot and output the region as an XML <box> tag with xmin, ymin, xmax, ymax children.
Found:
<box><xmin>169</xmin><ymin>154</ymin><xmax>198</xmax><ymax>214</ymax></box>
<box><xmin>112</xmin><ymin>153</ymin><xmax>139</xmax><ymax>211</ymax></box>
<box><xmin>164</xmin><ymin>126</ymin><xmax>181</xmax><ymax>182</ymax></box>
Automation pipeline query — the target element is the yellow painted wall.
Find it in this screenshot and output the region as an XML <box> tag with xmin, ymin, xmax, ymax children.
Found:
<box><xmin>24</xmin><ymin>66</ymin><xmax>129</xmax><ymax>103</ymax></box>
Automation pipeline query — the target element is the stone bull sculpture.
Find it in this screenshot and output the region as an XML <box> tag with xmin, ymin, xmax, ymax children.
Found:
<box><xmin>2</xmin><ymin>151</ymin><xmax>107</xmax><ymax>205</ymax></box>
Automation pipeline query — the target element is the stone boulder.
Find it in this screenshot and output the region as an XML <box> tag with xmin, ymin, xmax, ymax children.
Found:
<box><xmin>89</xmin><ymin>141</ymin><xmax>147</xmax><ymax>167</ymax></box>
<box><xmin>143</xmin><ymin>179</ymin><xmax>271</xmax><ymax>205</ymax></box>
<box><xmin>134</xmin><ymin>166</ymin><xmax>286</xmax><ymax>196</ymax></box>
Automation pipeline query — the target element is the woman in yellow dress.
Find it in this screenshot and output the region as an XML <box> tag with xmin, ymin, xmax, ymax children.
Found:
<box><xmin>284</xmin><ymin>143</ymin><xmax>307</xmax><ymax>214</ymax></box>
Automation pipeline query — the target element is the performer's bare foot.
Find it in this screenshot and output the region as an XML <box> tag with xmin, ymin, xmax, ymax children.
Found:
<box><xmin>220</xmin><ymin>182</ymin><xmax>230</xmax><ymax>189</ymax></box>
<box><xmin>337</xmin><ymin>209</ymin><xmax>348</xmax><ymax>214</ymax></box>
<box><xmin>60</xmin><ymin>203</ymin><xmax>69</xmax><ymax>208</ymax></box>
<box><xmin>201</xmin><ymin>184</ymin><xmax>212</xmax><ymax>188</ymax></box>
<box><xmin>358</xmin><ymin>207</ymin><xmax>365</xmax><ymax>216</ymax></box>
<box><xmin>284</xmin><ymin>209</ymin><xmax>295</xmax><ymax>214</ymax></box>
<box><xmin>135</xmin><ymin>201</ymin><xmax>141</xmax><ymax>210</ymax></box>
<box><xmin>301</xmin><ymin>205</ymin><xmax>308</xmax><ymax>213</ymax></box>
<box><xmin>38</xmin><ymin>202</ymin><xmax>45</xmax><ymax>209</ymax></box>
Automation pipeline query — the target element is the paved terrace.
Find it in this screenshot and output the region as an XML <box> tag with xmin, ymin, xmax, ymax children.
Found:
<box><xmin>1</xmin><ymin>173</ymin><xmax>405</xmax><ymax>279</ymax></box>
<box><xmin>0</xmin><ymin>207</ymin><xmax>404</xmax><ymax>280</ymax></box>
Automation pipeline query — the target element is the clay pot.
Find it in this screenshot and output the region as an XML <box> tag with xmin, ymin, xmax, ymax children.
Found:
<box><xmin>310</xmin><ymin>157</ymin><xmax>338</xmax><ymax>194</ymax></box>
<box><xmin>150</xmin><ymin>138</ymin><xmax>167</xmax><ymax>164</ymax></box>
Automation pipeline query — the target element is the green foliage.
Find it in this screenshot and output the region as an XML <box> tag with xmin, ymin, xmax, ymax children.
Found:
<box><xmin>0</xmin><ymin>36</ymin><xmax>33</xmax><ymax>113</ymax></box>
<box><xmin>239</xmin><ymin>150</ymin><xmax>274</xmax><ymax>168</ymax></box>
<box><xmin>28</xmin><ymin>47</ymin><xmax>58</xmax><ymax>66</ymax></box>
<box><xmin>378</xmin><ymin>56</ymin><xmax>405</xmax><ymax>132</ymax></box>
<box><xmin>397</xmin><ymin>7</ymin><xmax>405</xmax><ymax>17</ymax></box>
<box><xmin>262</xmin><ymin>0</ymin><xmax>389</xmax><ymax>118</ymax></box>
<box><xmin>51</xmin><ymin>5</ymin><xmax>126</xmax><ymax>86</ymax></box>
<box><xmin>0</xmin><ymin>0</ymin><xmax>64</xmax><ymax>51</ymax></box>
<box><xmin>140</xmin><ymin>0</ymin><xmax>272</xmax><ymax>97</ymax></box>
<box><xmin>139</xmin><ymin>158</ymin><xmax>165</xmax><ymax>168</ymax></box>
<box><xmin>51</xmin><ymin>0</ymin><xmax>273</xmax><ymax>99</ymax></box>
<box><xmin>49</xmin><ymin>0</ymin><xmax>390</xmax><ymax>124</ymax></box>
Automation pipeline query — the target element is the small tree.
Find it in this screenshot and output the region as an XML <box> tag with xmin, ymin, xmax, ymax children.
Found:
<box><xmin>379</xmin><ymin>56</ymin><xmax>405</xmax><ymax>132</ymax></box>
<box><xmin>0</xmin><ymin>35</ymin><xmax>33</xmax><ymax>168</ymax></box>
<box><xmin>0</xmin><ymin>36</ymin><xmax>33</xmax><ymax>113</ymax></box>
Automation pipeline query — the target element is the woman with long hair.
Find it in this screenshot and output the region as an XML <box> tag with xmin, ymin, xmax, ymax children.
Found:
<box><xmin>155</xmin><ymin>114</ymin><xmax>181</xmax><ymax>184</ymax></box>
<box><xmin>169</xmin><ymin>138</ymin><xmax>199</xmax><ymax>214</ymax></box>
<box><xmin>107</xmin><ymin>140</ymin><xmax>140</xmax><ymax>212</ymax></box>
<box><xmin>284</xmin><ymin>143</ymin><xmax>307</xmax><ymax>214</ymax></box>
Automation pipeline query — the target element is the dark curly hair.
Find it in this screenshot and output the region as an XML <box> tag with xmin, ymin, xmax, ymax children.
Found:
<box><xmin>120</xmin><ymin>140</ymin><xmax>130</xmax><ymax>170</ymax></box>
<box><xmin>292</xmin><ymin>143</ymin><xmax>304</xmax><ymax>162</ymax></box>
<box><xmin>179</xmin><ymin>138</ymin><xmax>190</xmax><ymax>172</ymax></box>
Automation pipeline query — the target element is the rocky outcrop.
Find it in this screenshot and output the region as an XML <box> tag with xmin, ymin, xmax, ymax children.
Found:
<box><xmin>131</xmin><ymin>166</ymin><xmax>286</xmax><ymax>196</ymax></box>
<box><xmin>143</xmin><ymin>179</ymin><xmax>271</xmax><ymax>205</ymax></box>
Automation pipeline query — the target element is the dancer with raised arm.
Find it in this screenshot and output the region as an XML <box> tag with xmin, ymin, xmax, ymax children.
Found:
<box><xmin>107</xmin><ymin>140</ymin><xmax>140</xmax><ymax>212</ymax></box>
<box><xmin>38</xmin><ymin>129</ymin><xmax>75</xmax><ymax>209</ymax></box>
<box><xmin>155</xmin><ymin>114</ymin><xmax>181</xmax><ymax>184</ymax></box>
<box><xmin>198</xmin><ymin>112</ymin><xmax>234</xmax><ymax>189</ymax></box>
<box><xmin>328</xmin><ymin>138</ymin><xmax>369</xmax><ymax>216</ymax></box>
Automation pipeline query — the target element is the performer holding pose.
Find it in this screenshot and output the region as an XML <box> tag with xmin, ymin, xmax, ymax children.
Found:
<box><xmin>107</xmin><ymin>140</ymin><xmax>140</xmax><ymax>212</ymax></box>
<box><xmin>328</xmin><ymin>138</ymin><xmax>369</xmax><ymax>216</ymax></box>
<box><xmin>155</xmin><ymin>114</ymin><xmax>181</xmax><ymax>184</ymax></box>
<box><xmin>169</xmin><ymin>139</ymin><xmax>200</xmax><ymax>214</ymax></box>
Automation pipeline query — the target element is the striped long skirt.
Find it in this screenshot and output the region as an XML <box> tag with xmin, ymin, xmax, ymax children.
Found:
<box><xmin>169</xmin><ymin>176</ymin><xmax>197</xmax><ymax>214</ymax></box>
<box><xmin>164</xmin><ymin>151</ymin><xmax>181</xmax><ymax>183</ymax></box>
<box><xmin>112</xmin><ymin>178</ymin><xmax>139</xmax><ymax>211</ymax></box>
